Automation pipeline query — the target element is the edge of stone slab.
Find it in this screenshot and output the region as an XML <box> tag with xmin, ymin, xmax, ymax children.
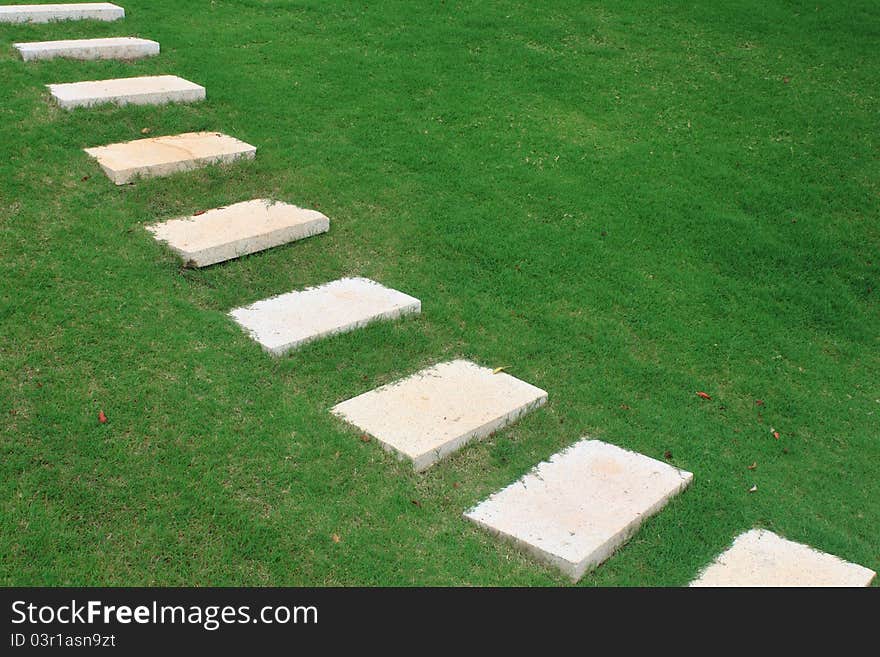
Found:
<box><xmin>0</xmin><ymin>4</ymin><xmax>125</xmax><ymax>23</ymax></box>
<box><xmin>229</xmin><ymin>278</ymin><xmax>421</xmax><ymax>357</ymax></box>
<box><xmin>48</xmin><ymin>78</ymin><xmax>206</xmax><ymax>110</ymax></box>
<box><xmin>261</xmin><ymin>301</ymin><xmax>421</xmax><ymax>357</ymax></box>
<box><xmin>145</xmin><ymin>201</ymin><xmax>330</xmax><ymax>268</ymax></box>
<box><xmin>186</xmin><ymin>217</ymin><xmax>329</xmax><ymax>267</ymax></box>
<box><xmin>83</xmin><ymin>135</ymin><xmax>257</xmax><ymax>185</ymax></box>
<box><xmin>14</xmin><ymin>38</ymin><xmax>160</xmax><ymax>61</ymax></box>
<box><xmin>463</xmin><ymin>438</ymin><xmax>694</xmax><ymax>582</ymax></box>
<box><xmin>339</xmin><ymin>386</ymin><xmax>548</xmax><ymax>473</ymax></box>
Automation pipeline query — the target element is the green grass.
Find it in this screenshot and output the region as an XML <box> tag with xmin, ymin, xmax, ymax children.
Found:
<box><xmin>1</xmin><ymin>0</ymin><xmax>878</xmax><ymax>586</ymax></box>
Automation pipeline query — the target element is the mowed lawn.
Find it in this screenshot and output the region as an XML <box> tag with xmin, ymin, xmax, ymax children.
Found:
<box><xmin>1</xmin><ymin>0</ymin><xmax>877</xmax><ymax>586</ymax></box>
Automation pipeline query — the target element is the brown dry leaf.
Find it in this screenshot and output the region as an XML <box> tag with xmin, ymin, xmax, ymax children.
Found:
<box><xmin>411</xmin><ymin>500</ymin><xmax>421</xmax><ymax>508</ymax></box>
<box><xmin>663</xmin><ymin>450</ymin><xmax>673</xmax><ymax>460</ymax></box>
<box><xmin>331</xmin><ymin>533</ymin><xmax>341</xmax><ymax>543</ymax></box>
<box><xmin>620</xmin><ymin>404</ymin><xmax>631</xmax><ymax>411</ymax></box>
<box><xmin>360</xmin><ymin>434</ymin><xmax>371</xmax><ymax>443</ymax></box>
<box><xmin>747</xmin><ymin>462</ymin><xmax>757</xmax><ymax>470</ymax></box>
<box><xmin>141</xmin><ymin>127</ymin><xmax>151</xmax><ymax>135</ymax></box>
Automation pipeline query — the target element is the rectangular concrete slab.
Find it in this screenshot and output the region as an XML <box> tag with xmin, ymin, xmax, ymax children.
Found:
<box><xmin>690</xmin><ymin>529</ymin><xmax>876</xmax><ymax>587</ymax></box>
<box><xmin>465</xmin><ymin>439</ymin><xmax>693</xmax><ymax>581</ymax></box>
<box><xmin>0</xmin><ymin>3</ymin><xmax>124</xmax><ymax>22</ymax></box>
<box><xmin>48</xmin><ymin>75</ymin><xmax>204</xmax><ymax>110</ymax></box>
<box><xmin>15</xmin><ymin>37</ymin><xmax>158</xmax><ymax>62</ymax></box>
<box><xmin>146</xmin><ymin>199</ymin><xmax>330</xmax><ymax>267</ymax></box>
<box><xmin>83</xmin><ymin>132</ymin><xmax>256</xmax><ymax>185</ymax></box>
<box><xmin>230</xmin><ymin>277</ymin><xmax>420</xmax><ymax>356</ymax></box>
<box><xmin>331</xmin><ymin>360</ymin><xmax>548</xmax><ymax>472</ymax></box>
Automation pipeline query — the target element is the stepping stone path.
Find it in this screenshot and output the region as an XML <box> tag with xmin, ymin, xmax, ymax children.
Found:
<box><xmin>464</xmin><ymin>439</ymin><xmax>693</xmax><ymax>581</ymax></box>
<box><xmin>230</xmin><ymin>277</ymin><xmax>421</xmax><ymax>357</ymax></box>
<box><xmin>48</xmin><ymin>75</ymin><xmax>205</xmax><ymax>109</ymax></box>
<box><xmin>691</xmin><ymin>529</ymin><xmax>876</xmax><ymax>587</ymax></box>
<box><xmin>6</xmin><ymin>0</ymin><xmax>874</xmax><ymax>587</ymax></box>
<box><xmin>331</xmin><ymin>360</ymin><xmax>547</xmax><ymax>472</ymax></box>
<box><xmin>15</xmin><ymin>37</ymin><xmax>159</xmax><ymax>61</ymax></box>
<box><xmin>0</xmin><ymin>3</ymin><xmax>124</xmax><ymax>22</ymax></box>
<box><xmin>84</xmin><ymin>131</ymin><xmax>256</xmax><ymax>185</ymax></box>
<box><xmin>146</xmin><ymin>199</ymin><xmax>329</xmax><ymax>268</ymax></box>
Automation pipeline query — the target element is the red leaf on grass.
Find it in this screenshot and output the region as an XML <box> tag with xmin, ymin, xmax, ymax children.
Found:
<box><xmin>193</xmin><ymin>210</ymin><xmax>207</xmax><ymax>216</ymax></box>
<box><xmin>98</xmin><ymin>410</ymin><xmax>107</xmax><ymax>424</ymax></box>
<box><xmin>696</xmin><ymin>391</ymin><xmax>712</xmax><ymax>400</ymax></box>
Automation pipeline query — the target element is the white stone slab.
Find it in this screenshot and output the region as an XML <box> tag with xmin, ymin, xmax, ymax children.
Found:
<box><xmin>84</xmin><ymin>132</ymin><xmax>256</xmax><ymax>185</ymax></box>
<box><xmin>48</xmin><ymin>75</ymin><xmax>204</xmax><ymax>110</ymax></box>
<box><xmin>690</xmin><ymin>529</ymin><xmax>876</xmax><ymax>587</ymax></box>
<box><xmin>230</xmin><ymin>277</ymin><xmax>420</xmax><ymax>356</ymax></box>
<box><xmin>465</xmin><ymin>439</ymin><xmax>693</xmax><ymax>581</ymax></box>
<box><xmin>0</xmin><ymin>3</ymin><xmax>124</xmax><ymax>23</ymax></box>
<box><xmin>146</xmin><ymin>199</ymin><xmax>329</xmax><ymax>267</ymax></box>
<box><xmin>332</xmin><ymin>360</ymin><xmax>548</xmax><ymax>472</ymax></box>
<box><xmin>15</xmin><ymin>37</ymin><xmax>158</xmax><ymax>62</ymax></box>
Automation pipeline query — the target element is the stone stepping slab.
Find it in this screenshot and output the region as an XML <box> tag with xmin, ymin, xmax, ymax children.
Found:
<box><xmin>84</xmin><ymin>131</ymin><xmax>256</xmax><ymax>185</ymax></box>
<box><xmin>465</xmin><ymin>439</ymin><xmax>693</xmax><ymax>581</ymax></box>
<box><xmin>146</xmin><ymin>199</ymin><xmax>329</xmax><ymax>268</ymax></box>
<box><xmin>48</xmin><ymin>75</ymin><xmax>204</xmax><ymax>110</ymax></box>
<box><xmin>230</xmin><ymin>277</ymin><xmax>420</xmax><ymax>357</ymax></box>
<box><xmin>0</xmin><ymin>3</ymin><xmax>124</xmax><ymax>23</ymax></box>
<box><xmin>331</xmin><ymin>360</ymin><xmax>547</xmax><ymax>472</ymax></box>
<box><xmin>15</xmin><ymin>37</ymin><xmax>158</xmax><ymax>61</ymax></box>
<box><xmin>690</xmin><ymin>529</ymin><xmax>876</xmax><ymax>587</ymax></box>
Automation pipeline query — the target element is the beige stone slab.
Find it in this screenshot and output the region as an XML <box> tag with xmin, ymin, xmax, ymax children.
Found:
<box><xmin>146</xmin><ymin>199</ymin><xmax>329</xmax><ymax>267</ymax></box>
<box><xmin>48</xmin><ymin>75</ymin><xmax>204</xmax><ymax>110</ymax></box>
<box><xmin>230</xmin><ymin>277</ymin><xmax>421</xmax><ymax>356</ymax></box>
<box><xmin>83</xmin><ymin>132</ymin><xmax>256</xmax><ymax>185</ymax></box>
<box><xmin>465</xmin><ymin>439</ymin><xmax>693</xmax><ymax>581</ymax></box>
<box><xmin>331</xmin><ymin>360</ymin><xmax>548</xmax><ymax>472</ymax></box>
<box><xmin>0</xmin><ymin>3</ymin><xmax>124</xmax><ymax>23</ymax></box>
<box><xmin>15</xmin><ymin>37</ymin><xmax>158</xmax><ymax>61</ymax></box>
<box><xmin>690</xmin><ymin>529</ymin><xmax>876</xmax><ymax>587</ymax></box>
